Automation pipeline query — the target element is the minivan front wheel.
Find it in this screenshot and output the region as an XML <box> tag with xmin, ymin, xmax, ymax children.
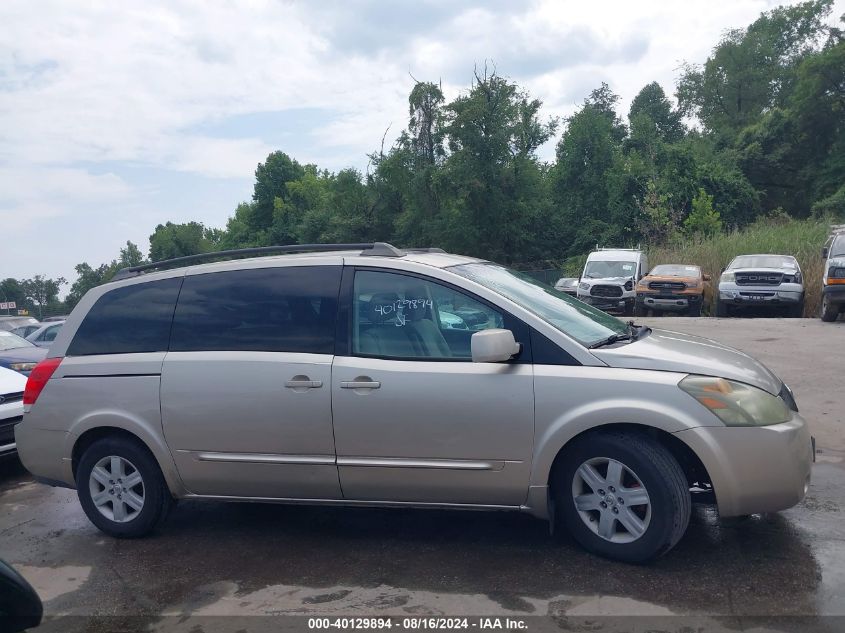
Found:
<box><xmin>554</xmin><ymin>432</ymin><xmax>690</xmax><ymax>563</ymax></box>
<box><xmin>76</xmin><ymin>437</ymin><xmax>172</xmax><ymax>538</ymax></box>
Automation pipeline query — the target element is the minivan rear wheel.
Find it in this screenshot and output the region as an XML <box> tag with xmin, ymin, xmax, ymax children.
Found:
<box><xmin>76</xmin><ymin>437</ymin><xmax>172</xmax><ymax>538</ymax></box>
<box><xmin>554</xmin><ymin>432</ymin><xmax>690</xmax><ymax>563</ymax></box>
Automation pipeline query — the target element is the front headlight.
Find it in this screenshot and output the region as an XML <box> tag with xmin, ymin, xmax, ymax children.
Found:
<box><xmin>9</xmin><ymin>362</ymin><xmax>37</xmax><ymax>372</ymax></box>
<box><xmin>579</xmin><ymin>282</ymin><xmax>590</xmax><ymax>291</ymax></box>
<box><xmin>720</xmin><ymin>271</ymin><xmax>735</xmax><ymax>283</ymax></box>
<box><xmin>679</xmin><ymin>376</ymin><xmax>791</xmax><ymax>426</ymax></box>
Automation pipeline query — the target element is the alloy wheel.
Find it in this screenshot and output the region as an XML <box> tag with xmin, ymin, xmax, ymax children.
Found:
<box><xmin>88</xmin><ymin>455</ymin><xmax>145</xmax><ymax>523</ymax></box>
<box><xmin>571</xmin><ymin>457</ymin><xmax>652</xmax><ymax>543</ymax></box>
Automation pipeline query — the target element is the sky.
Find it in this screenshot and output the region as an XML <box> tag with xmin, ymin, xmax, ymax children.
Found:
<box><xmin>2</xmin><ymin>0</ymin><xmax>843</xmax><ymax>291</ymax></box>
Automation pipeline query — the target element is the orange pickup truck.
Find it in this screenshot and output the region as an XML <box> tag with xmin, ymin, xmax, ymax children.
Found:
<box><xmin>635</xmin><ymin>264</ymin><xmax>712</xmax><ymax>316</ymax></box>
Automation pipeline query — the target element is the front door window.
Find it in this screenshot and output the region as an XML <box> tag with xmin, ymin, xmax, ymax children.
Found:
<box><xmin>352</xmin><ymin>270</ymin><xmax>504</xmax><ymax>360</ymax></box>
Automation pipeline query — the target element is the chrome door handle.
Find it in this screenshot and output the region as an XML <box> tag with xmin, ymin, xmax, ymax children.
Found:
<box><xmin>285</xmin><ymin>379</ymin><xmax>323</xmax><ymax>389</ymax></box>
<box><xmin>340</xmin><ymin>380</ymin><xmax>381</xmax><ymax>390</ymax></box>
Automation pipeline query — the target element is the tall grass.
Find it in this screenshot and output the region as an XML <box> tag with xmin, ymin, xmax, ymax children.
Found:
<box><xmin>647</xmin><ymin>217</ymin><xmax>831</xmax><ymax>317</ymax></box>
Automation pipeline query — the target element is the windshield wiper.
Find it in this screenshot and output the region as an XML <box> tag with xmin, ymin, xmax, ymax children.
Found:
<box><xmin>589</xmin><ymin>322</ymin><xmax>650</xmax><ymax>349</ymax></box>
<box><xmin>589</xmin><ymin>332</ymin><xmax>634</xmax><ymax>349</ymax></box>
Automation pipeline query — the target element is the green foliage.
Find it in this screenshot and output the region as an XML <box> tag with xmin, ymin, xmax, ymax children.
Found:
<box><xmin>677</xmin><ymin>1</ymin><xmax>833</xmax><ymax>137</ymax></box>
<box><xmin>149</xmin><ymin>222</ymin><xmax>222</xmax><ymax>262</ymax></box>
<box><xmin>812</xmin><ymin>185</ymin><xmax>845</xmax><ymax>220</ymax></box>
<box><xmin>65</xmin><ymin>241</ymin><xmax>148</xmax><ymax>310</ymax></box>
<box><xmin>0</xmin><ymin>278</ymin><xmax>27</xmax><ymax>314</ymax></box>
<box><xmin>21</xmin><ymin>275</ymin><xmax>66</xmax><ymax>319</ymax></box>
<box><xmin>42</xmin><ymin>6</ymin><xmax>845</xmax><ymax>306</ymax></box>
<box><xmin>684</xmin><ymin>189</ymin><xmax>723</xmax><ymax>237</ymax></box>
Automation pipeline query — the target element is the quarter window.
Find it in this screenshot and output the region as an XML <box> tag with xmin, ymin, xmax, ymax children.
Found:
<box><xmin>67</xmin><ymin>277</ymin><xmax>183</xmax><ymax>356</ymax></box>
<box><xmin>352</xmin><ymin>270</ymin><xmax>504</xmax><ymax>360</ymax></box>
<box><xmin>170</xmin><ymin>266</ymin><xmax>341</xmax><ymax>354</ymax></box>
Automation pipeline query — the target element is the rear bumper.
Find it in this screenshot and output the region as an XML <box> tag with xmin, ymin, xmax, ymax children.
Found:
<box><xmin>674</xmin><ymin>414</ymin><xmax>812</xmax><ymax>517</ymax></box>
<box><xmin>14</xmin><ymin>423</ymin><xmax>74</xmax><ymax>486</ymax></box>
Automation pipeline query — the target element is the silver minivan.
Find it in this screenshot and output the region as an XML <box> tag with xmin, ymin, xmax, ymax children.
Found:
<box><xmin>16</xmin><ymin>243</ymin><xmax>813</xmax><ymax>563</ymax></box>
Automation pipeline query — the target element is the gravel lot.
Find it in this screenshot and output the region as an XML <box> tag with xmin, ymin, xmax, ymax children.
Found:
<box><xmin>1</xmin><ymin>317</ymin><xmax>844</xmax><ymax>631</ymax></box>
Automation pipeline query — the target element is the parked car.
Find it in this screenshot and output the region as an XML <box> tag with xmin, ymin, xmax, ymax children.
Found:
<box><xmin>1</xmin><ymin>366</ymin><xmax>26</xmax><ymax>459</ymax></box>
<box><xmin>554</xmin><ymin>277</ymin><xmax>579</xmax><ymax>297</ymax></box>
<box><xmin>17</xmin><ymin>242</ymin><xmax>812</xmax><ymax>563</ymax></box>
<box><xmin>820</xmin><ymin>226</ymin><xmax>845</xmax><ymax>322</ymax></box>
<box><xmin>0</xmin><ymin>558</ymin><xmax>43</xmax><ymax>632</ymax></box>
<box><xmin>24</xmin><ymin>321</ymin><xmax>65</xmax><ymax>348</ymax></box>
<box><xmin>716</xmin><ymin>255</ymin><xmax>804</xmax><ymax>317</ymax></box>
<box><xmin>0</xmin><ymin>316</ymin><xmax>39</xmax><ymax>332</ymax></box>
<box><xmin>10</xmin><ymin>324</ymin><xmax>40</xmax><ymax>338</ymax></box>
<box><xmin>0</xmin><ymin>331</ymin><xmax>47</xmax><ymax>375</ymax></box>
<box><xmin>576</xmin><ymin>247</ymin><xmax>648</xmax><ymax>316</ymax></box>
<box><xmin>635</xmin><ymin>264</ymin><xmax>711</xmax><ymax>317</ymax></box>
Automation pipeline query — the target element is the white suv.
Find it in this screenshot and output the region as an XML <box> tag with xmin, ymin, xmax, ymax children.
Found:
<box><xmin>576</xmin><ymin>248</ymin><xmax>648</xmax><ymax>316</ymax></box>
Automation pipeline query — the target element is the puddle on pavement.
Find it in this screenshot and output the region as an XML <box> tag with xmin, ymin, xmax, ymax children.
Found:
<box><xmin>16</xmin><ymin>565</ymin><xmax>91</xmax><ymax>603</ymax></box>
<box><xmin>159</xmin><ymin>580</ymin><xmax>677</xmax><ymax>617</ymax></box>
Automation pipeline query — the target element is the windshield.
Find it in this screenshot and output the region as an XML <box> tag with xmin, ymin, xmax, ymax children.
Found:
<box><xmin>729</xmin><ymin>255</ymin><xmax>797</xmax><ymax>270</ymax></box>
<box><xmin>831</xmin><ymin>235</ymin><xmax>845</xmax><ymax>258</ymax></box>
<box><xmin>450</xmin><ymin>263</ymin><xmax>629</xmax><ymax>347</ymax></box>
<box><xmin>650</xmin><ymin>264</ymin><xmax>699</xmax><ymax>277</ymax></box>
<box><xmin>583</xmin><ymin>260</ymin><xmax>636</xmax><ymax>279</ymax></box>
<box><xmin>0</xmin><ymin>330</ymin><xmax>34</xmax><ymax>351</ymax></box>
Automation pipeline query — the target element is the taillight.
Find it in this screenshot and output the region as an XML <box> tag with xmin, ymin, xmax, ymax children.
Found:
<box><xmin>23</xmin><ymin>357</ymin><xmax>62</xmax><ymax>406</ymax></box>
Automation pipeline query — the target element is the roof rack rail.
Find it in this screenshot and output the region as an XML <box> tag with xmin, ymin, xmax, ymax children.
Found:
<box><xmin>111</xmin><ymin>242</ymin><xmax>405</xmax><ymax>281</ymax></box>
<box><xmin>594</xmin><ymin>244</ymin><xmax>642</xmax><ymax>252</ymax></box>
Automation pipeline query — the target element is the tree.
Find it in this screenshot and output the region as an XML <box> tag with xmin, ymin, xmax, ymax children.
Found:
<box><xmin>0</xmin><ymin>278</ymin><xmax>27</xmax><ymax>314</ymax></box>
<box><xmin>551</xmin><ymin>84</ymin><xmax>627</xmax><ymax>254</ymax></box>
<box><xmin>628</xmin><ymin>82</ymin><xmax>684</xmax><ymax>143</ymax></box>
<box><xmin>21</xmin><ymin>275</ymin><xmax>66</xmax><ymax>319</ymax></box>
<box><xmin>677</xmin><ymin>0</ymin><xmax>832</xmax><ymax>137</ymax></box>
<box><xmin>65</xmin><ymin>263</ymin><xmax>113</xmax><ymax>310</ymax></box>
<box><xmin>441</xmin><ymin>67</ymin><xmax>557</xmax><ymax>261</ymax></box>
<box><xmin>149</xmin><ymin>222</ymin><xmax>222</xmax><ymax>261</ymax></box>
<box><xmin>684</xmin><ymin>188</ymin><xmax>723</xmax><ymax>237</ymax></box>
<box><xmin>250</xmin><ymin>151</ymin><xmax>305</xmax><ymax>239</ymax></box>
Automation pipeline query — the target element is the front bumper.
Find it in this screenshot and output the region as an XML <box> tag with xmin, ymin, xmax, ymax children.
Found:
<box><xmin>718</xmin><ymin>282</ymin><xmax>803</xmax><ymax>306</ymax></box>
<box><xmin>578</xmin><ymin>295</ymin><xmax>634</xmax><ymax>312</ymax></box>
<box><xmin>674</xmin><ymin>413</ymin><xmax>813</xmax><ymax>517</ymax></box>
<box><xmin>637</xmin><ymin>293</ymin><xmax>702</xmax><ymax>312</ymax></box>
<box><xmin>822</xmin><ymin>284</ymin><xmax>845</xmax><ymax>306</ymax></box>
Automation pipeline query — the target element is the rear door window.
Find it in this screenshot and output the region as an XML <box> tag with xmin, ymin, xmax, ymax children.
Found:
<box><xmin>67</xmin><ymin>277</ymin><xmax>183</xmax><ymax>356</ymax></box>
<box><xmin>170</xmin><ymin>266</ymin><xmax>341</xmax><ymax>354</ymax></box>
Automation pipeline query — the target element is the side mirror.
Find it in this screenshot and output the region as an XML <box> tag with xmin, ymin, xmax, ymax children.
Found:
<box><xmin>703</xmin><ymin>274</ymin><xmax>712</xmax><ymax>282</ymax></box>
<box><xmin>471</xmin><ymin>329</ymin><xmax>520</xmax><ymax>363</ymax></box>
<box><xmin>0</xmin><ymin>559</ymin><xmax>43</xmax><ymax>632</ymax></box>
<box><xmin>822</xmin><ymin>246</ymin><xmax>829</xmax><ymax>259</ymax></box>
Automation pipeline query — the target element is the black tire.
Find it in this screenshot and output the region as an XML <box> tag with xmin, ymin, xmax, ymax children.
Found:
<box><xmin>623</xmin><ymin>301</ymin><xmax>635</xmax><ymax>317</ymax></box>
<box><xmin>715</xmin><ymin>298</ymin><xmax>729</xmax><ymax>317</ymax></box>
<box><xmin>76</xmin><ymin>436</ymin><xmax>173</xmax><ymax>538</ymax></box>
<box><xmin>821</xmin><ymin>294</ymin><xmax>838</xmax><ymax>322</ymax></box>
<box><xmin>553</xmin><ymin>432</ymin><xmax>691</xmax><ymax>564</ymax></box>
<box><xmin>634</xmin><ymin>302</ymin><xmax>647</xmax><ymax>317</ymax></box>
<box><xmin>687</xmin><ymin>302</ymin><xmax>702</xmax><ymax>317</ymax></box>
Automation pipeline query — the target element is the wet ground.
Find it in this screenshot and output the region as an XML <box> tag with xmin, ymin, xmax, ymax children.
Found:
<box><xmin>2</xmin><ymin>318</ymin><xmax>844</xmax><ymax>631</ymax></box>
